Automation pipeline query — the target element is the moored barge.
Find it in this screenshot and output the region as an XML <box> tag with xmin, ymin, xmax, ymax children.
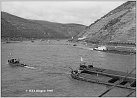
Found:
<box><xmin>71</xmin><ymin>62</ymin><xmax>136</xmax><ymax>90</ymax></box>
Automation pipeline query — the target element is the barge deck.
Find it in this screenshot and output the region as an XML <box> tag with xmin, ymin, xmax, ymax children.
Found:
<box><xmin>71</xmin><ymin>63</ymin><xmax>136</xmax><ymax>90</ymax></box>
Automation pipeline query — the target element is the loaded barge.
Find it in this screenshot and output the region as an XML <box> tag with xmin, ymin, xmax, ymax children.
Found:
<box><xmin>71</xmin><ymin>63</ymin><xmax>136</xmax><ymax>90</ymax></box>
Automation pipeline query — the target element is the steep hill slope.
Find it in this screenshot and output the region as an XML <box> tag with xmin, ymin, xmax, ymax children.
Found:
<box><xmin>1</xmin><ymin>12</ymin><xmax>86</xmax><ymax>39</ymax></box>
<box><xmin>76</xmin><ymin>1</ymin><xmax>136</xmax><ymax>44</ymax></box>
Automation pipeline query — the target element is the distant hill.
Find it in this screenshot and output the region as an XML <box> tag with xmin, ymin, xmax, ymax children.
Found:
<box><xmin>31</xmin><ymin>20</ymin><xmax>86</xmax><ymax>38</ymax></box>
<box><xmin>1</xmin><ymin>12</ymin><xmax>86</xmax><ymax>40</ymax></box>
<box><xmin>75</xmin><ymin>1</ymin><xmax>136</xmax><ymax>45</ymax></box>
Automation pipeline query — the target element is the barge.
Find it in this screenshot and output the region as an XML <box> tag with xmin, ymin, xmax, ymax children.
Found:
<box><xmin>71</xmin><ymin>62</ymin><xmax>136</xmax><ymax>90</ymax></box>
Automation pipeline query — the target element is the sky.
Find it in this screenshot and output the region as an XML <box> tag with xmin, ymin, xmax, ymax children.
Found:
<box><xmin>1</xmin><ymin>1</ymin><xmax>125</xmax><ymax>26</ymax></box>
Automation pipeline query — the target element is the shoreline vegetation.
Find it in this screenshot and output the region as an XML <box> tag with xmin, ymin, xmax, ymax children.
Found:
<box><xmin>1</xmin><ymin>37</ymin><xmax>69</xmax><ymax>43</ymax></box>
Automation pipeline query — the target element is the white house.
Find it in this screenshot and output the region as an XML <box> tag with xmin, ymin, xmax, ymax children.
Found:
<box><xmin>78</xmin><ymin>36</ymin><xmax>87</xmax><ymax>40</ymax></box>
<box><xmin>94</xmin><ymin>46</ymin><xmax>107</xmax><ymax>50</ymax></box>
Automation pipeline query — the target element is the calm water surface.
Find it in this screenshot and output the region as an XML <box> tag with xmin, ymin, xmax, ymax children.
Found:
<box><xmin>1</xmin><ymin>40</ymin><xmax>136</xmax><ymax>97</ymax></box>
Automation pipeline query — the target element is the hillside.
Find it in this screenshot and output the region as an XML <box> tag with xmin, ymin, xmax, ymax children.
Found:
<box><xmin>31</xmin><ymin>20</ymin><xmax>86</xmax><ymax>38</ymax></box>
<box><xmin>1</xmin><ymin>12</ymin><xmax>86</xmax><ymax>40</ymax></box>
<box><xmin>2</xmin><ymin>18</ymin><xmax>20</xmax><ymax>38</ymax></box>
<box><xmin>75</xmin><ymin>1</ymin><xmax>136</xmax><ymax>45</ymax></box>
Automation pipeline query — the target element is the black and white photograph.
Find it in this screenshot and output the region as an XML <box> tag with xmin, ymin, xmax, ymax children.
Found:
<box><xmin>1</xmin><ymin>0</ymin><xmax>136</xmax><ymax>97</ymax></box>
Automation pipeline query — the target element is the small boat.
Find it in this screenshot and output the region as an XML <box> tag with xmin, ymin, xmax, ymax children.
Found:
<box><xmin>71</xmin><ymin>62</ymin><xmax>136</xmax><ymax>90</ymax></box>
<box><xmin>31</xmin><ymin>40</ymin><xmax>34</xmax><ymax>42</ymax></box>
<box><xmin>73</xmin><ymin>44</ymin><xmax>77</xmax><ymax>46</ymax></box>
<box><xmin>8</xmin><ymin>58</ymin><xmax>27</xmax><ymax>67</ymax></box>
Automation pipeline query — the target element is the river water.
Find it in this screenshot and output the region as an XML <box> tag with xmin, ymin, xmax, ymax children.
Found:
<box><xmin>1</xmin><ymin>40</ymin><xmax>136</xmax><ymax>97</ymax></box>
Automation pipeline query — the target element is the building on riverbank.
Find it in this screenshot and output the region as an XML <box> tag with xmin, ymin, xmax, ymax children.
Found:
<box><xmin>94</xmin><ymin>45</ymin><xmax>136</xmax><ymax>54</ymax></box>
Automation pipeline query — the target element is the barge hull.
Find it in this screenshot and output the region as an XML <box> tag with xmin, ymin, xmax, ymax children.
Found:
<box><xmin>71</xmin><ymin>73</ymin><xmax>135</xmax><ymax>90</ymax></box>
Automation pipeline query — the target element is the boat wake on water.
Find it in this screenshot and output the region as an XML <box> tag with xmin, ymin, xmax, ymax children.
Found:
<box><xmin>24</xmin><ymin>66</ymin><xmax>37</xmax><ymax>69</ymax></box>
<box><xmin>7</xmin><ymin>57</ymin><xmax>72</xmax><ymax>76</ymax></box>
<box><xmin>24</xmin><ymin>64</ymin><xmax>72</xmax><ymax>76</ymax></box>
<box><xmin>43</xmin><ymin>71</ymin><xmax>71</xmax><ymax>75</ymax></box>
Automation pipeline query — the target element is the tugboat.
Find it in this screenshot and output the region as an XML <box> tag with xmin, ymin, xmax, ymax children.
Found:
<box><xmin>71</xmin><ymin>58</ymin><xmax>136</xmax><ymax>90</ymax></box>
<box><xmin>8</xmin><ymin>58</ymin><xmax>27</xmax><ymax>67</ymax></box>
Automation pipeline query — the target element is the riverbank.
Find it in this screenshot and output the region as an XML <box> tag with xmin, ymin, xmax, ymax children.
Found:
<box><xmin>70</xmin><ymin>41</ymin><xmax>136</xmax><ymax>55</ymax></box>
<box><xmin>2</xmin><ymin>39</ymin><xmax>136</xmax><ymax>55</ymax></box>
<box><xmin>93</xmin><ymin>45</ymin><xmax>136</xmax><ymax>55</ymax></box>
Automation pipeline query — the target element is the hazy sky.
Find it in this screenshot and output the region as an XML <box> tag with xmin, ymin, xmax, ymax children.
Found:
<box><xmin>2</xmin><ymin>1</ymin><xmax>125</xmax><ymax>26</ymax></box>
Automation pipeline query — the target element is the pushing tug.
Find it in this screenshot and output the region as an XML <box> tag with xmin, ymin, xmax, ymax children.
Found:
<box><xmin>71</xmin><ymin>60</ymin><xmax>136</xmax><ymax>90</ymax></box>
<box><xmin>8</xmin><ymin>58</ymin><xmax>27</xmax><ymax>67</ymax></box>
